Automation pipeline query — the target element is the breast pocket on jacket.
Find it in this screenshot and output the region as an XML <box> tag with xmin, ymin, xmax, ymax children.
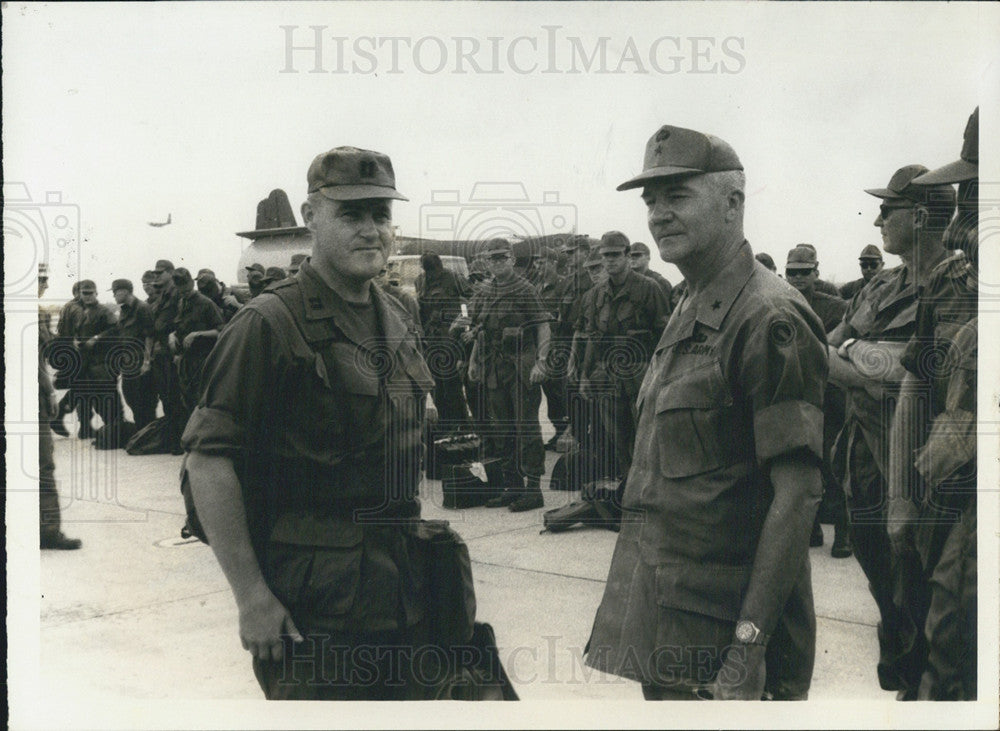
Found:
<box><xmin>654</xmin><ymin>361</ymin><xmax>733</xmax><ymax>478</ymax></box>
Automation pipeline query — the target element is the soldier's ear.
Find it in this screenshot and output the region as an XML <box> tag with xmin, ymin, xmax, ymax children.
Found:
<box><xmin>913</xmin><ymin>204</ymin><xmax>929</xmax><ymax>229</ymax></box>
<box><xmin>726</xmin><ymin>189</ymin><xmax>745</xmax><ymax>221</ymax></box>
<box><xmin>301</xmin><ymin>200</ymin><xmax>315</xmax><ymax>229</ymax></box>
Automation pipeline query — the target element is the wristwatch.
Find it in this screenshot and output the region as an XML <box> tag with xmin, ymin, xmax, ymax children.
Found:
<box><xmin>734</xmin><ymin>619</ymin><xmax>769</xmax><ymax>646</ymax></box>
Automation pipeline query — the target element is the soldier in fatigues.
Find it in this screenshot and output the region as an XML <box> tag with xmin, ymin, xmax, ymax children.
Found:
<box><xmin>889</xmin><ymin>108</ymin><xmax>979</xmax><ymax>700</ymax></box>
<box><xmin>579</xmin><ymin>231</ymin><xmax>669</xmax><ymax>484</ymax></box>
<box><xmin>470</xmin><ymin>238</ymin><xmax>551</xmax><ymax>512</ymax></box>
<box><xmin>783</xmin><ymin>246</ymin><xmax>851</xmax><ymax>558</ymax></box>
<box><xmin>839</xmin><ymin>245</ymin><xmax>885</xmax><ymax>301</ymax></box>
<box><xmin>827</xmin><ymin>164</ymin><xmax>956</xmax><ymax>698</ymax></box>
<box><xmin>531</xmin><ymin>247</ymin><xmax>570</xmax><ymax>448</ymax></box>
<box><xmin>184</xmin><ymin>146</ymin><xmax>449</xmax><ymax>700</ymax></box>
<box><xmin>628</xmin><ymin>241</ymin><xmax>673</xmax><ymax>304</ymax></box>
<box><xmin>587</xmin><ymin>125</ymin><xmax>827</xmax><ymax>700</ymax></box>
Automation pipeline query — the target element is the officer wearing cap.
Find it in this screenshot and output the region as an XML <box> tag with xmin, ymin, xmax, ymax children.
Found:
<box><xmin>110</xmin><ymin>278</ymin><xmax>157</xmax><ymax>432</ymax></box>
<box><xmin>184</xmin><ymin>146</ymin><xmax>450</xmax><ymax>700</ymax></box>
<box><xmin>586</xmin><ymin>125</ymin><xmax>828</xmax><ymax>701</ymax></box>
<box><xmin>839</xmin><ymin>245</ymin><xmax>885</xmax><ymax>300</ymax></box>
<box><xmin>826</xmin><ymin>163</ymin><xmax>956</xmax><ymax>698</ymax></box>
<box><xmin>784</xmin><ymin>246</ymin><xmax>851</xmax><ymax>558</ymax></box>
<box><xmin>889</xmin><ymin>108</ymin><xmax>978</xmax><ymax>700</ymax></box>
<box><xmin>469</xmin><ymin>236</ymin><xmax>550</xmax><ymax>512</ymax></box>
<box><xmin>790</xmin><ymin>244</ymin><xmax>841</xmax><ymax>297</ymax></box>
<box><xmin>579</xmin><ymin>231</ymin><xmax>669</xmax><ymax>487</ymax></box>
<box><xmin>628</xmin><ymin>242</ymin><xmax>673</xmax><ymax>303</ymax></box>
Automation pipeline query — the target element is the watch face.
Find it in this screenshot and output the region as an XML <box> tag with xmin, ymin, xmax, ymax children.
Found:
<box><xmin>735</xmin><ymin>621</ymin><xmax>756</xmax><ymax>643</ymax></box>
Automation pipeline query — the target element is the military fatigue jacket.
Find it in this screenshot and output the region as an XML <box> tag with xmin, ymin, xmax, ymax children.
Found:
<box><xmin>803</xmin><ymin>289</ymin><xmax>847</xmax><ymax>333</ymax></box>
<box><xmin>836</xmin><ymin>264</ymin><xmax>920</xmax><ymax>474</ymax></box>
<box><xmin>182</xmin><ymin>262</ymin><xmax>435</xmax><ymax>632</ymax></box>
<box><xmin>472</xmin><ymin>272</ymin><xmax>548</xmax><ymax>389</ymax></box>
<box><xmin>586</xmin><ymin>243</ymin><xmax>827</xmax><ymax>683</ymax></box>
<box><xmin>580</xmin><ymin>270</ymin><xmax>670</xmax><ymax>389</ymax></box>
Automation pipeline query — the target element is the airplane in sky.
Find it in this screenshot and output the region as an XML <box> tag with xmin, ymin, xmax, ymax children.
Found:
<box><xmin>148</xmin><ymin>213</ymin><xmax>171</xmax><ymax>228</ymax></box>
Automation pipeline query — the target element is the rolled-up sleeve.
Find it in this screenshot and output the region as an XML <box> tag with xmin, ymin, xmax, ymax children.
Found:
<box><xmin>741</xmin><ymin>304</ymin><xmax>828</xmax><ymax>464</ymax></box>
<box><xmin>181</xmin><ymin>307</ymin><xmax>277</xmax><ymax>458</ymax></box>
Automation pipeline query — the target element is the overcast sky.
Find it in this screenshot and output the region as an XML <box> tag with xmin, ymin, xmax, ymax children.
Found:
<box><xmin>4</xmin><ymin>2</ymin><xmax>996</xmax><ymax>304</ymax></box>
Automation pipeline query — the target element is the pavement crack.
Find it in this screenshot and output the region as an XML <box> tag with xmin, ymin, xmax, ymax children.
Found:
<box><xmin>470</xmin><ymin>558</ymin><xmax>606</xmax><ymax>585</ymax></box>
<box><xmin>42</xmin><ymin>588</ymin><xmax>231</xmax><ymax>629</ymax></box>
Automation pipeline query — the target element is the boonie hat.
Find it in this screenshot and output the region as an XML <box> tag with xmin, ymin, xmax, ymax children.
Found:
<box><xmin>864</xmin><ymin>165</ymin><xmax>931</xmax><ymax>204</ymax></box>
<box><xmin>110</xmin><ymin>279</ymin><xmax>133</xmax><ymax>292</ymax></box>
<box><xmin>598</xmin><ymin>231</ymin><xmax>630</xmax><ymax>253</ymax></box>
<box><xmin>617</xmin><ymin>125</ymin><xmax>743</xmax><ymax>192</ymax></box>
<box><xmin>307</xmin><ymin>147</ymin><xmax>408</xmax><ymax>202</ymax></box>
<box><xmin>859</xmin><ymin>245</ymin><xmax>883</xmax><ymax>261</ymax></box>
<box><xmin>912</xmin><ymin>108</ymin><xmax>978</xmax><ymax>185</ymax></box>
<box><xmin>786</xmin><ymin>246</ymin><xmax>818</xmax><ymax>270</ymax></box>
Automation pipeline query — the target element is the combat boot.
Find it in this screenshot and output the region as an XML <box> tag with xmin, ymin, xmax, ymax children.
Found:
<box><xmin>809</xmin><ymin>517</ymin><xmax>824</xmax><ymax>547</ymax></box>
<box><xmin>831</xmin><ymin>517</ymin><xmax>853</xmax><ymax>558</ymax></box>
<box><xmin>509</xmin><ymin>476</ymin><xmax>544</xmax><ymax>512</ymax></box>
<box><xmin>486</xmin><ymin>471</ymin><xmax>524</xmax><ymax>508</ymax></box>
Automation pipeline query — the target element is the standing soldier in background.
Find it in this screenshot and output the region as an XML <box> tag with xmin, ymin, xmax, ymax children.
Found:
<box><xmin>579</xmin><ymin>231</ymin><xmax>669</xmax><ymax>485</ymax></box>
<box><xmin>111</xmin><ymin>278</ymin><xmax>157</xmax><ymax>432</ymax></box>
<box><xmin>415</xmin><ymin>252</ymin><xmax>471</xmax><ymax>431</ymax></box>
<box><xmin>149</xmin><ymin>259</ymin><xmax>185</xmax><ymax>455</ymax></box>
<box><xmin>628</xmin><ymin>241</ymin><xmax>673</xmax><ymax>304</ymax></box>
<box><xmin>39</xmin><ymin>266</ymin><xmax>83</xmax><ymax>550</ymax></box>
<box><xmin>839</xmin><ymin>245</ymin><xmax>885</xmax><ymax>301</ymax></box>
<box><xmin>793</xmin><ymin>244</ymin><xmax>842</xmax><ymax>297</ymax></box>
<box><xmin>827</xmin><ymin>164</ymin><xmax>956</xmax><ymax>699</ymax></box>
<box><xmin>587</xmin><ymin>125</ymin><xmax>827</xmax><ymax>700</ymax></box>
<box><xmin>141</xmin><ymin>271</ymin><xmax>160</xmax><ymax>304</ymax></box>
<box><xmin>783</xmin><ymin>246</ymin><xmax>851</xmax><ymax>558</ymax></box>
<box><xmin>889</xmin><ymin>108</ymin><xmax>979</xmax><ymax>701</ymax></box>
<box><xmin>48</xmin><ymin>281</ymin><xmax>83</xmax><ymax>437</ymax></box>
<box><xmin>71</xmin><ymin>279</ymin><xmax>123</xmax><ymax>441</ymax></box>
<box><xmin>554</xmin><ymin>235</ymin><xmax>594</xmax><ymax>450</ymax></box>
<box><xmin>531</xmin><ymin>247</ymin><xmax>570</xmax><ymax>448</ymax></box>
<box><xmin>197</xmin><ymin>270</ymin><xmax>242</xmax><ymax>324</ymax></box>
<box><xmin>170</xmin><ymin>267</ymin><xmax>224</xmax><ymax>418</ymax></box>
<box><xmin>471</xmin><ymin>238</ymin><xmax>550</xmax><ymax>512</ymax></box>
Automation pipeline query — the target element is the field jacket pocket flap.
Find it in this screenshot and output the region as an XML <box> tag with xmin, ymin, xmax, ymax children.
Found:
<box><xmin>655</xmin><ymin>563</ymin><xmax>751</xmax><ymax>623</ymax></box>
<box><xmin>269</xmin><ymin>513</ymin><xmax>365</xmax><ymax>547</ymax></box>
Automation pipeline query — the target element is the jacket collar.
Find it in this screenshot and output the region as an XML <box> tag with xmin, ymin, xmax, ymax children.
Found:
<box><xmin>656</xmin><ymin>241</ymin><xmax>756</xmax><ymax>349</ymax></box>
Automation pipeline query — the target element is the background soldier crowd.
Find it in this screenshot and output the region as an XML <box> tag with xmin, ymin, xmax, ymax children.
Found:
<box><xmin>39</xmin><ymin>109</ymin><xmax>978</xmax><ymax>702</ymax></box>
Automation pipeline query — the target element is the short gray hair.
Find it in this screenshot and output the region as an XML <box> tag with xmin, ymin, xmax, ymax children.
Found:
<box><xmin>703</xmin><ymin>169</ymin><xmax>746</xmax><ymax>198</ymax></box>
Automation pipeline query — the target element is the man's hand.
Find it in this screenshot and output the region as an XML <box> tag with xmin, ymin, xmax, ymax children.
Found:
<box><xmin>236</xmin><ymin>586</ymin><xmax>303</xmax><ymax>661</ymax></box>
<box><xmin>710</xmin><ymin>643</ymin><xmax>767</xmax><ymax>700</ymax></box>
<box><xmin>529</xmin><ymin>360</ymin><xmax>547</xmax><ymax>385</ymax></box>
<box><xmin>183</xmin><ymin>332</ymin><xmax>197</xmax><ymax>350</ymax></box>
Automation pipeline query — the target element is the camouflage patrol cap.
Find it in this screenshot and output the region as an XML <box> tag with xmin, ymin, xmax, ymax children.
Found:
<box><xmin>858</xmin><ymin>244</ymin><xmax>883</xmax><ymax>261</ymax></box>
<box><xmin>307</xmin><ymin>147</ymin><xmax>408</xmax><ymax>202</ymax></box>
<box><xmin>617</xmin><ymin>125</ymin><xmax>743</xmax><ymax>191</ymax></box>
<box><xmin>630</xmin><ymin>242</ymin><xmax>652</xmax><ymax>255</ymax></box>
<box><xmin>912</xmin><ymin>107</ymin><xmax>978</xmax><ymax>185</ymax></box>
<box><xmin>79</xmin><ymin>279</ymin><xmax>97</xmax><ymax>293</ymax></box>
<box><xmin>245</xmin><ymin>263</ymin><xmax>265</xmax><ymax>276</ymax></box>
<box><xmin>598</xmin><ymin>231</ymin><xmax>631</xmax><ymax>253</ymax></box>
<box><xmin>864</xmin><ymin>165</ymin><xmax>932</xmax><ymax>204</ymax></box>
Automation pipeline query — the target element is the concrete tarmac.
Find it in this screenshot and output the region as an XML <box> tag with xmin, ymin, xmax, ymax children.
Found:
<box><xmin>33</xmin><ymin>416</ymin><xmax>933</xmax><ymax>728</ymax></box>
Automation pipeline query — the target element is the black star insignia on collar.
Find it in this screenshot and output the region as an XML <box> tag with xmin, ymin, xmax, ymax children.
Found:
<box><xmin>711</xmin><ymin>300</ymin><xmax>722</xmax><ymax>310</ymax></box>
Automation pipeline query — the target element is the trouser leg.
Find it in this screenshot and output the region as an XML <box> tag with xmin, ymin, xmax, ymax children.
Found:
<box><xmin>39</xmin><ymin>421</ymin><xmax>62</xmax><ymax>538</ymax></box>
<box><xmin>515</xmin><ymin>377</ymin><xmax>545</xmax><ymax>481</ymax></box>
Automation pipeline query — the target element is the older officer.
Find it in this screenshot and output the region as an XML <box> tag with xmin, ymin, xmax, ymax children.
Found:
<box><xmin>827</xmin><ymin>164</ymin><xmax>955</xmax><ymax>698</ymax></box>
<box><xmin>580</xmin><ymin>231</ymin><xmax>669</xmax><ymax>484</ymax></box>
<box><xmin>471</xmin><ymin>237</ymin><xmax>550</xmax><ymax>512</ymax></box>
<box><xmin>586</xmin><ymin>125</ymin><xmax>828</xmax><ymax>700</ymax></box>
<box><xmin>839</xmin><ymin>245</ymin><xmax>885</xmax><ymax>300</ymax></box>
<box><xmin>183</xmin><ymin>146</ymin><xmax>440</xmax><ymax>699</ymax></box>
